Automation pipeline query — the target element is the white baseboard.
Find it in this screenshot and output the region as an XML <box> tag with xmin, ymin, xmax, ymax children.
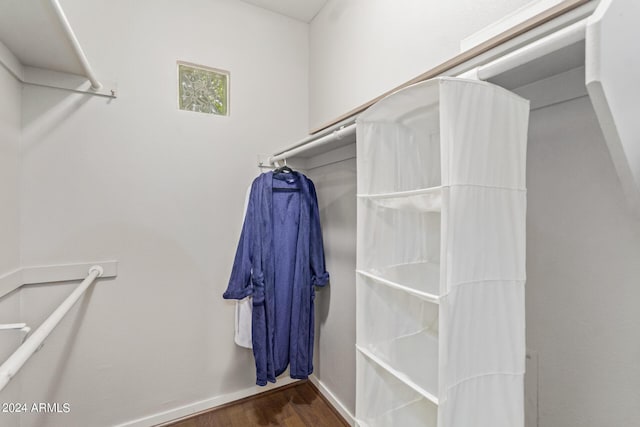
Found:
<box><xmin>114</xmin><ymin>377</ymin><xmax>300</xmax><ymax>427</ymax></box>
<box><xmin>115</xmin><ymin>374</ymin><xmax>356</xmax><ymax>427</ymax></box>
<box><xmin>0</xmin><ymin>261</ymin><xmax>118</xmax><ymax>299</ymax></box>
<box><xmin>309</xmin><ymin>374</ymin><xmax>356</xmax><ymax>426</ymax></box>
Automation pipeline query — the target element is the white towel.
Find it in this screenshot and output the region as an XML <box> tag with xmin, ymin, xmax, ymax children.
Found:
<box><xmin>234</xmin><ymin>185</ymin><xmax>253</xmax><ymax>349</ymax></box>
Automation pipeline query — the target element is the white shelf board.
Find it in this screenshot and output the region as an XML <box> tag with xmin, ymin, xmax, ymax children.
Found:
<box><xmin>358</xmin><ymin>187</ymin><xmax>443</xmax><ymax>212</ymax></box>
<box><xmin>0</xmin><ymin>0</ymin><xmax>83</xmax><ymax>75</ymax></box>
<box><xmin>0</xmin><ymin>0</ymin><xmax>116</xmax><ymax>98</ymax></box>
<box><xmin>356</xmin><ymin>270</ymin><xmax>439</xmax><ymax>304</ymax></box>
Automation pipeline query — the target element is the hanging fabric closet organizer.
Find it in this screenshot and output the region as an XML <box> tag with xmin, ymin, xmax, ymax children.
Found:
<box><xmin>355</xmin><ymin>77</ymin><xmax>529</xmax><ymax>427</ymax></box>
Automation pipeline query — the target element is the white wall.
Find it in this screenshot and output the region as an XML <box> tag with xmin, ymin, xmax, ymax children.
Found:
<box><xmin>309</xmin><ymin>0</ymin><xmax>532</xmax><ymax>130</ymax></box>
<box><xmin>526</xmin><ymin>96</ymin><xmax>640</xmax><ymax>427</ymax></box>
<box><xmin>16</xmin><ymin>0</ymin><xmax>308</xmax><ymax>426</ymax></box>
<box><xmin>6</xmin><ymin>2</ymin><xmax>636</xmax><ymax>427</ymax></box>
<box><xmin>310</xmin><ymin>158</ymin><xmax>357</xmax><ymax>416</ymax></box>
<box><xmin>0</xmin><ymin>55</ymin><xmax>22</xmax><ymax>427</ymax></box>
<box><xmin>0</xmin><ymin>58</ymin><xmax>21</xmax><ymax>275</ymax></box>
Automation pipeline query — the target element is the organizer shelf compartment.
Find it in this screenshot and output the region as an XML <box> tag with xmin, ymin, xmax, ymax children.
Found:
<box><xmin>357</xmin><ymin>273</ymin><xmax>439</xmax><ymax>398</ymax></box>
<box><xmin>356</xmin><ymin>77</ymin><xmax>529</xmax><ymax>427</ymax></box>
<box><xmin>357</xmin><ymin>83</ymin><xmax>441</xmax><ymax>196</ymax></box>
<box><xmin>355</xmin><ymin>350</ymin><xmax>438</xmax><ymax>427</ymax></box>
<box><xmin>357</xmin><ymin>197</ymin><xmax>441</xmax><ymax>297</ymax></box>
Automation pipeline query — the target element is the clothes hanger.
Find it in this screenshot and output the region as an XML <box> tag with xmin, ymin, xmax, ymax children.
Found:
<box><xmin>274</xmin><ymin>158</ymin><xmax>293</xmax><ymax>174</ymax></box>
<box><xmin>272</xmin><ymin>158</ymin><xmax>300</xmax><ymax>192</ymax></box>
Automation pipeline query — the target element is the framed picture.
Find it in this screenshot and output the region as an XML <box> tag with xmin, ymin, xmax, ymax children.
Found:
<box><xmin>177</xmin><ymin>61</ymin><xmax>230</xmax><ymax>116</ymax></box>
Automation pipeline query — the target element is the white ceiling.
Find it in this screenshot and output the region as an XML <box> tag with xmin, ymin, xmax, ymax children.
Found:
<box><xmin>238</xmin><ymin>0</ymin><xmax>327</xmax><ymax>23</ymax></box>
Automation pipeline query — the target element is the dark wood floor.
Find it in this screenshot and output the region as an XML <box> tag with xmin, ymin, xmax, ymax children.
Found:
<box><xmin>161</xmin><ymin>381</ymin><xmax>350</xmax><ymax>427</ymax></box>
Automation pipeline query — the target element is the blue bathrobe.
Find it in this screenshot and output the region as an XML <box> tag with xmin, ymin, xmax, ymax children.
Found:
<box><xmin>223</xmin><ymin>171</ymin><xmax>330</xmax><ymax>386</ymax></box>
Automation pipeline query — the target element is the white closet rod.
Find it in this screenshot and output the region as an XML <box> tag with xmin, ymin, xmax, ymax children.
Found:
<box><xmin>266</xmin><ymin>18</ymin><xmax>588</xmax><ymax>164</ymax></box>
<box><xmin>466</xmin><ymin>18</ymin><xmax>587</xmax><ymax>80</ymax></box>
<box><xmin>268</xmin><ymin>124</ymin><xmax>356</xmax><ymax>165</ymax></box>
<box><xmin>50</xmin><ymin>0</ymin><xmax>102</xmax><ymax>90</ymax></box>
<box><xmin>0</xmin><ymin>265</ymin><xmax>104</xmax><ymax>392</ymax></box>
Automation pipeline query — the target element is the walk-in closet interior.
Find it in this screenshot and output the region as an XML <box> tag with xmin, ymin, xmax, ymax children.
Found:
<box><xmin>0</xmin><ymin>1</ymin><xmax>638</xmax><ymax>426</ymax></box>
